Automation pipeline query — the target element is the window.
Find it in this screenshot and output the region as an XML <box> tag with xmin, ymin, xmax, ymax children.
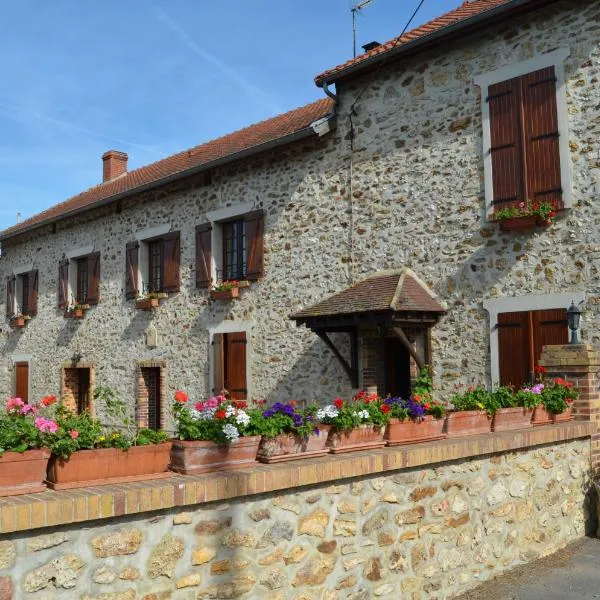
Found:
<box><xmin>475</xmin><ymin>49</ymin><xmax>572</xmax><ymax>219</ymax></box>
<box><xmin>125</xmin><ymin>232</ymin><xmax>180</xmax><ymax>299</ymax></box>
<box><xmin>58</xmin><ymin>252</ymin><xmax>100</xmax><ymax>310</ymax></box>
<box><xmin>76</xmin><ymin>258</ymin><xmax>88</xmax><ymax>304</ymax></box>
<box><xmin>6</xmin><ymin>270</ymin><xmax>38</xmax><ymax>319</ymax></box>
<box><xmin>196</xmin><ymin>209</ymin><xmax>264</xmax><ymax>288</ymax></box>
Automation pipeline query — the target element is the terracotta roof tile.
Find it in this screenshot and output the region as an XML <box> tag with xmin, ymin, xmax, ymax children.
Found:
<box><xmin>1</xmin><ymin>98</ymin><xmax>334</xmax><ymax>240</ymax></box>
<box><xmin>291</xmin><ymin>269</ymin><xmax>446</xmax><ymax>321</ymax></box>
<box><xmin>315</xmin><ymin>0</ymin><xmax>514</xmax><ymax>85</ymax></box>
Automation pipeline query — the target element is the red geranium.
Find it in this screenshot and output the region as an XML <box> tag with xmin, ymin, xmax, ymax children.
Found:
<box><xmin>233</xmin><ymin>400</ymin><xmax>247</xmax><ymax>409</ymax></box>
<box><xmin>380</xmin><ymin>404</ymin><xmax>390</xmax><ymax>414</ymax></box>
<box><xmin>413</xmin><ymin>394</ymin><xmax>422</xmax><ymax>403</ymax></box>
<box><xmin>215</xmin><ymin>410</ymin><xmax>227</xmax><ymax>420</ymax></box>
<box><xmin>334</xmin><ymin>398</ymin><xmax>344</xmax><ymax>409</ymax></box>
<box><xmin>174</xmin><ymin>390</ymin><xmax>189</xmax><ymax>404</ymax></box>
<box><xmin>534</xmin><ymin>365</ymin><xmax>546</xmax><ymax>374</ymax></box>
<box><xmin>41</xmin><ymin>394</ymin><xmax>57</xmax><ymax>407</ymax></box>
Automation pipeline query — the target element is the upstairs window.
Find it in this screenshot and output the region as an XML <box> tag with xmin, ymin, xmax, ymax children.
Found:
<box><xmin>57</xmin><ymin>253</ymin><xmax>100</xmax><ymax>310</ymax></box>
<box><xmin>6</xmin><ymin>270</ymin><xmax>38</xmax><ymax>319</ymax></box>
<box><xmin>148</xmin><ymin>239</ymin><xmax>164</xmax><ymax>293</ymax></box>
<box><xmin>222</xmin><ymin>219</ymin><xmax>246</xmax><ymax>281</ymax></box>
<box><xmin>76</xmin><ymin>258</ymin><xmax>89</xmax><ymax>304</ymax></box>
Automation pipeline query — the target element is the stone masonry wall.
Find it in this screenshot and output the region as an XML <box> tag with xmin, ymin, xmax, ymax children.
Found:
<box><xmin>0</xmin><ymin>438</ymin><xmax>591</xmax><ymax>600</ymax></box>
<box><xmin>1</xmin><ymin>0</ymin><xmax>599</xmax><ymax>413</ymax></box>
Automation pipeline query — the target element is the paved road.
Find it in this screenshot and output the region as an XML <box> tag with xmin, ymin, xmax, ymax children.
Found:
<box><xmin>456</xmin><ymin>537</ymin><xmax>600</xmax><ymax>600</ymax></box>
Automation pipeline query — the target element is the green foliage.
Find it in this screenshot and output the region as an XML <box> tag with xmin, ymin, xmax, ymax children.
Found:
<box><xmin>0</xmin><ymin>406</ymin><xmax>42</xmax><ymax>454</ymax></box>
<box><xmin>316</xmin><ymin>396</ymin><xmax>390</xmax><ymax>432</ymax></box>
<box><xmin>450</xmin><ymin>387</ymin><xmax>490</xmax><ymax>412</ymax></box>
<box><xmin>251</xmin><ymin>404</ymin><xmax>318</xmax><ymax>439</ymax></box>
<box><xmin>135</xmin><ymin>428</ymin><xmax>169</xmax><ymax>446</ymax></box>
<box><xmin>515</xmin><ymin>390</ymin><xmax>542</xmax><ymax>410</ymax></box>
<box><xmin>542</xmin><ymin>379</ymin><xmax>577</xmax><ymax>414</ymax></box>
<box><xmin>494</xmin><ymin>200</ymin><xmax>556</xmax><ymax>223</ymax></box>
<box><xmin>413</xmin><ymin>365</ymin><xmax>433</xmax><ymax>396</ymax></box>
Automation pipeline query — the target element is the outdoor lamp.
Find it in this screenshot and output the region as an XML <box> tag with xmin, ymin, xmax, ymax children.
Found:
<box><xmin>567</xmin><ymin>301</ymin><xmax>582</xmax><ymax>345</ymax></box>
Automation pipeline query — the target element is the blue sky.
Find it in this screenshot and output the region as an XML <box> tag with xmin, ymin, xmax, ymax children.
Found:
<box><xmin>0</xmin><ymin>0</ymin><xmax>462</xmax><ymax>231</ymax></box>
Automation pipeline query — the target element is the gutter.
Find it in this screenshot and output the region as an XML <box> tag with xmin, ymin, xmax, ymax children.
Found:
<box><xmin>0</xmin><ymin>114</ymin><xmax>337</xmax><ymax>242</ymax></box>
<box><xmin>316</xmin><ymin>0</ymin><xmax>558</xmax><ymax>87</ymax></box>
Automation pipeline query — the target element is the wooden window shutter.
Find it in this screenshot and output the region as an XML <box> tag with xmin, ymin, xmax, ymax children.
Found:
<box><xmin>225</xmin><ymin>332</ymin><xmax>248</xmax><ymax>400</ymax></box>
<box><xmin>195</xmin><ymin>223</ymin><xmax>212</xmax><ymax>289</ymax></box>
<box><xmin>6</xmin><ymin>276</ymin><xmax>15</xmax><ymax>318</ymax></box>
<box><xmin>488</xmin><ymin>77</ymin><xmax>524</xmax><ymax>210</ymax></box>
<box><xmin>125</xmin><ymin>241</ymin><xmax>139</xmax><ymax>300</ymax></box>
<box><xmin>532</xmin><ymin>308</ymin><xmax>568</xmax><ymax>365</ymax></box>
<box><xmin>86</xmin><ymin>252</ymin><xmax>101</xmax><ymax>305</ymax></box>
<box><xmin>212</xmin><ymin>333</ymin><xmax>225</xmax><ymax>394</ymax></box>
<box><xmin>497</xmin><ymin>311</ymin><xmax>530</xmax><ymax>388</ymax></box>
<box><xmin>521</xmin><ymin>67</ymin><xmax>562</xmax><ymax>209</ymax></box>
<box><xmin>244</xmin><ymin>210</ymin><xmax>264</xmax><ymax>281</ymax></box>
<box><xmin>162</xmin><ymin>231</ymin><xmax>181</xmax><ymax>293</ymax></box>
<box><xmin>27</xmin><ymin>270</ymin><xmax>39</xmax><ymax>317</ymax></box>
<box><xmin>58</xmin><ymin>260</ymin><xmax>69</xmax><ymax>309</ymax></box>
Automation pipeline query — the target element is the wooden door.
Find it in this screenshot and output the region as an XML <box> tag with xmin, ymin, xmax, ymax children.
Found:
<box><xmin>77</xmin><ymin>368</ymin><xmax>91</xmax><ymax>414</ymax></box>
<box><xmin>384</xmin><ymin>338</ymin><xmax>411</xmax><ymax>399</ymax></box>
<box><xmin>224</xmin><ymin>332</ymin><xmax>247</xmax><ymax>400</ymax></box>
<box><xmin>15</xmin><ymin>362</ymin><xmax>29</xmax><ymax>404</ymax></box>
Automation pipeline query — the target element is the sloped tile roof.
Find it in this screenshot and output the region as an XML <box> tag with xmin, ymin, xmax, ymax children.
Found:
<box><xmin>291</xmin><ymin>269</ymin><xmax>446</xmax><ymax>321</ymax></box>
<box><xmin>315</xmin><ymin>0</ymin><xmax>516</xmax><ymax>85</ymax></box>
<box><xmin>1</xmin><ymin>98</ymin><xmax>334</xmax><ymax>240</ymax></box>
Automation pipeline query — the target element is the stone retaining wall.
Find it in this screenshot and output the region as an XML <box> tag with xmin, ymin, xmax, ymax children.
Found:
<box><xmin>0</xmin><ymin>428</ymin><xmax>592</xmax><ymax>600</ymax></box>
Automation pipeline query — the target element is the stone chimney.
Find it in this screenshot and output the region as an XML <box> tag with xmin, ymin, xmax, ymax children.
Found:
<box><xmin>102</xmin><ymin>150</ymin><xmax>128</xmax><ymax>182</ymax></box>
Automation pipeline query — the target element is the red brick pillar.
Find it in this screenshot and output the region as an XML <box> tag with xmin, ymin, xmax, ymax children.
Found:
<box><xmin>540</xmin><ymin>344</ymin><xmax>600</xmax><ymax>470</ymax></box>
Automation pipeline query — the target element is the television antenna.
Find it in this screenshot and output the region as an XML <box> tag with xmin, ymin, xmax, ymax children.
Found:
<box><xmin>351</xmin><ymin>0</ymin><xmax>374</xmax><ymax>58</ymax></box>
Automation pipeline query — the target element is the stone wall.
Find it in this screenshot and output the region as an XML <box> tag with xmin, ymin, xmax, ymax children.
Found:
<box><xmin>1</xmin><ymin>0</ymin><xmax>599</xmax><ymax>411</ymax></box>
<box><xmin>0</xmin><ymin>436</ymin><xmax>591</xmax><ymax>600</ymax></box>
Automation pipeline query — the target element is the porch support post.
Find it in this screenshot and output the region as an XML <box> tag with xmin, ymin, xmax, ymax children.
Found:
<box><xmin>391</xmin><ymin>327</ymin><xmax>425</xmax><ymax>371</ymax></box>
<box><xmin>315</xmin><ymin>330</ymin><xmax>359</xmax><ymax>389</ymax></box>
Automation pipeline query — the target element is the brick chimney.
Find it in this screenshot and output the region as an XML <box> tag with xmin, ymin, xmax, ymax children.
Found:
<box><xmin>102</xmin><ymin>150</ymin><xmax>128</xmax><ymax>182</ymax></box>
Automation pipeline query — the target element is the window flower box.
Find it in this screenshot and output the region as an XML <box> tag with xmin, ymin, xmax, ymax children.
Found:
<box><xmin>326</xmin><ymin>424</ymin><xmax>386</xmax><ymax>454</ymax></box>
<box><xmin>498</xmin><ymin>216</ymin><xmax>551</xmax><ymax>232</ymax></box>
<box><xmin>210</xmin><ymin>287</ymin><xmax>240</xmax><ymax>301</ymax></box>
<box><xmin>491</xmin><ymin>407</ymin><xmax>533</xmax><ymax>432</ymax></box>
<box><xmin>552</xmin><ymin>406</ymin><xmax>573</xmax><ymax>423</ymax></box>
<box><xmin>445</xmin><ymin>410</ymin><xmax>491</xmax><ymax>437</ymax></box>
<box><xmin>46</xmin><ymin>443</ymin><xmax>173</xmax><ymax>490</ymax></box>
<box><xmin>257</xmin><ymin>426</ymin><xmax>331</xmax><ymax>463</ymax></box>
<box><xmin>135</xmin><ymin>293</ymin><xmax>167</xmax><ymax>310</ymax></box>
<box><xmin>64</xmin><ymin>304</ymin><xmax>90</xmax><ymax>319</ymax></box>
<box><xmin>531</xmin><ymin>405</ymin><xmax>553</xmax><ymax>425</ymax></box>
<box><xmin>9</xmin><ymin>314</ymin><xmax>30</xmax><ymax>329</ymax></box>
<box><xmin>170</xmin><ymin>436</ymin><xmax>261</xmax><ymax>474</ymax></box>
<box><xmin>385</xmin><ymin>416</ymin><xmax>447</xmax><ymax>446</ymax></box>
<box><xmin>493</xmin><ymin>199</ymin><xmax>557</xmax><ymax>232</ymax></box>
<box><xmin>0</xmin><ymin>449</ymin><xmax>51</xmax><ymax>497</ymax></box>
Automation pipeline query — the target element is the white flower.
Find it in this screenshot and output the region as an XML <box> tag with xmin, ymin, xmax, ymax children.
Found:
<box><xmin>236</xmin><ymin>410</ymin><xmax>250</xmax><ymax>426</ymax></box>
<box><xmin>225</xmin><ymin>405</ymin><xmax>236</xmax><ymax>418</ymax></box>
<box><xmin>222</xmin><ymin>424</ymin><xmax>240</xmax><ymax>442</ymax></box>
<box><xmin>316</xmin><ymin>405</ymin><xmax>339</xmax><ymax>421</ymax></box>
<box><xmin>190</xmin><ymin>407</ymin><xmax>216</xmax><ymax>421</ymax></box>
<box><xmin>358</xmin><ymin>410</ymin><xmax>369</xmax><ymax>420</ymax></box>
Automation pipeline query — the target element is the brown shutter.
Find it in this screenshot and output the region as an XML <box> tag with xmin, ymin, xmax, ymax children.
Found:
<box><xmin>498</xmin><ymin>311</ymin><xmax>530</xmax><ymax>388</ymax></box>
<box><xmin>162</xmin><ymin>231</ymin><xmax>181</xmax><ymax>293</ymax></box>
<box><xmin>488</xmin><ymin>77</ymin><xmax>524</xmax><ymax>212</ymax></box>
<box><xmin>195</xmin><ymin>223</ymin><xmax>212</xmax><ymax>289</ymax></box>
<box><xmin>27</xmin><ymin>270</ymin><xmax>39</xmax><ymax>316</ymax></box>
<box><xmin>225</xmin><ymin>332</ymin><xmax>247</xmax><ymax>400</ymax></box>
<box><xmin>58</xmin><ymin>260</ymin><xmax>69</xmax><ymax>309</ymax></box>
<box><xmin>244</xmin><ymin>210</ymin><xmax>264</xmax><ymax>281</ymax></box>
<box><xmin>125</xmin><ymin>242</ymin><xmax>139</xmax><ymax>300</ymax></box>
<box><xmin>521</xmin><ymin>67</ymin><xmax>562</xmax><ymax>209</ymax></box>
<box><xmin>532</xmin><ymin>308</ymin><xmax>568</xmax><ymax>365</ymax></box>
<box><xmin>212</xmin><ymin>333</ymin><xmax>225</xmax><ymax>395</ymax></box>
<box><xmin>86</xmin><ymin>252</ymin><xmax>101</xmax><ymax>305</ymax></box>
<box><xmin>6</xmin><ymin>276</ymin><xmax>15</xmax><ymax>318</ymax></box>
<box><xmin>15</xmin><ymin>362</ymin><xmax>29</xmax><ymax>404</ymax></box>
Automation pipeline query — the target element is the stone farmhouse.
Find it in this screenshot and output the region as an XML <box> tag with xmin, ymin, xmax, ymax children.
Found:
<box><xmin>1</xmin><ymin>0</ymin><xmax>598</xmax><ymax>429</ymax></box>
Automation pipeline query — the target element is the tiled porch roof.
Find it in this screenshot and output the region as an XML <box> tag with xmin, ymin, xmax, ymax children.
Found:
<box><xmin>291</xmin><ymin>269</ymin><xmax>446</xmax><ymax>321</ymax></box>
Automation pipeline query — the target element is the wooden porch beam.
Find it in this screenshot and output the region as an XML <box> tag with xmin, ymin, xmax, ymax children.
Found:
<box><xmin>315</xmin><ymin>330</ymin><xmax>359</xmax><ymax>389</ymax></box>
<box><xmin>391</xmin><ymin>327</ymin><xmax>425</xmax><ymax>371</ymax></box>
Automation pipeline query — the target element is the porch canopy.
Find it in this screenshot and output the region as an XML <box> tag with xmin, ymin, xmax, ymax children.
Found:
<box><xmin>290</xmin><ymin>269</ymin><xmax>446</xmax><ymax>389</ymax></box>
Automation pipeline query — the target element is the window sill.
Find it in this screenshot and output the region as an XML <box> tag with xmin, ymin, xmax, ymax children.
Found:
<box><xmin>493</xmin><ymin>215</ymin><xmax>552</xmax><ymax>232</ymax></box>
<box><xmin>9</xmin><ymin>315</ymin><xmax>31</xmax><ymax>329</ymax></box>
<box><xmin>135</xmin><ymin>293</ymin><xmax>168</xmax><ymax>310</ymax></box>
<box><xmin>64</xmin><ymin>305</ymin><xmax>91</xmax><ymax>319</ymax></box>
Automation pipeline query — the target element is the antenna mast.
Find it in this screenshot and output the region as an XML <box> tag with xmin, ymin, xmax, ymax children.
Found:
<box><xmin>351</xmin><ymin>0</ymin><xmax>374</xmax><ymax>58</ymax></box>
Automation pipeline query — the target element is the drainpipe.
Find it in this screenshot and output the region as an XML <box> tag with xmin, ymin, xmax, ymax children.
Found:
<box><xmin>322</xmin><ymin>81</ymin><xmax>337</xmax><ymax>103</ymax></box>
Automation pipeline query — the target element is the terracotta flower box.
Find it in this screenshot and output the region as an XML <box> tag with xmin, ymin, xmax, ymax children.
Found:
<box><xmin>445</xmin><ymin>410</ymin><xmax>491</xmax><ymax>437</ymax></box>
<box><xmin>64</xmin><ymin>308</ymin><xmax>84</xmax><ymax>319</ymax></box>
<box><xmin>169</xmin><ymin>436</ymin><xmax>261</xmax><ymax>474</ymax></box>
<box><xmin>497</xmin><ymin>216</ymin><xmax>551</xmax><ymax>232</ymax></box>
<box><xmin>385</xmin><ymin>416</ymin><xmax>447</xmax><ymax>446</ymax></box>
<box><xmin>532</xmin><ymin>405</ymin><xmax>553</xmax><ymax>426</ymax></box>
<box><xmin>552</xmin><ymin>406</ymin><xmax>573</xmax><ymax>423</ymax></box>
<box><xmin>491</xmin><ymin>407</ymin><xmax>533</xmax><ymax>432</ymax></box>
<box><xmin>135</xmin><ymin>298</ymin><xmax>160</xmax><ymax>310</ymax></box>
<box><xmin>257</xmin><ymin>426</ymin><xmax>331</xmax><ymax>463</ymax></box>
<box><xmin>0</xmin><ymin>449</ymin><xmax>50</xmax><ymax>497</ymax></box>
<box><xmin>326</xmin><ymin>424</ymin><xmax>386</xmax><ymax>454</ymax></box>
<box><xmin>9</xmin><ymin>316</ymin><xmax>28</xmax><ymax>328</ymax></box>
<box><xmin>210</xmin><ymin>287</ymin><xmax>240</xmax><ymax>301</ymax></box>
<box><xmin>46</xmin><ymin>443</ymin><xmax>173</xmax><ymax>490</ymax></box>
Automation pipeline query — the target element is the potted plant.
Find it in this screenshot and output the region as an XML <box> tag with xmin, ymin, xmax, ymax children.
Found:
<box><xmin>64</xmin><ymin>303</ymin><xmax>90</xmax><ymax>319</ymax></box>
<box><xmin>210</xmin><ymin>280</ymin><xmax>245</xmax><ymax>301</ymax></box>
<box><xmin>316</xmin><ymin>391</ymin><xmax>389</xmax><ymax>454</ymax></box>
<box><xmin>135</xmin><ymin>291</ymin><xmax>167</xmax><ymax>310</ymax></box>
<box><xmin>170</xmin><ymin>391</ymin><xmax>262</xmax><ymax>474</ymax></box>
<box><xmin>10</xmin><ymin>313</ymin><xmax>31</xmax><ymax>329</ymax></box>
<box><xmin>384</xmin><ymin>396</ymin><xmax>447</xmax><ymax>445</ymax></box>
<box><xmin>255</xmin><ymin>402</ymin><xmax>329</xmax><ymax>463</ymax></box>
<box><xmin>0</xmin><ymin>397</ymin><xmax>50</xmax><ymax>496</ymax></box>
<box><xmin>541</xmin><ymin>378</ymin><xmax>576</xmax><ymax>423</ymax></box>
<box><xmin>488</xmin><ymin>386</ymin><xmax>533</xmax><ymax>432</ymax></box>
<box><xmin>446</xmin><ymin>387</ymin><xmax>492</xmax><ymax>437</ymax></box>
<box><xmin>493</xmin><ymin>200</ymin><xmax>557</xmax><ymax>232</ymax></box>
<box><xmin>43</xmin><ymin>388</ymin><xmax>171</xmax><ymax>489</ymax></box>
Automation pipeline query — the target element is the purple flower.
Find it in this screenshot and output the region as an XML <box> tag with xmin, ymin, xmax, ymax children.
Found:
<box><xmin>283</xmin><ymin>404</ymin><xmax>295</xmax><ymax>416</ymax></box>
<box><xmin>293</xmin><ymin>415</ymin><xmax>303</xmax><ymax>427</ymax></box>
<box><xmin>263</xmin><ymin>409</ymin><xmax>274</xmax><ymax>418</ymax></box>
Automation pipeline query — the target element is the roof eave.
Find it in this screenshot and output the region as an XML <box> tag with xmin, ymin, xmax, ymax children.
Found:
<box><xmin>0</xmin><ymin>114</ymin><xmax>337</xmax><ymax>243</ymax></box>
<box><xmin>315</xmin><ymin>0</ymin><xmax>557</xmax><ymax>87</ymax></box>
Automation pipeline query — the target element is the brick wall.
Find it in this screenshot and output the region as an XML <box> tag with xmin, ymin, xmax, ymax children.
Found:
<box><xmin>60</xmin><ymin>364</ymin><xmax>95</xmax><ymax>414</ymax></box>
<box><xmin>136</xmin><ymin>361</ymin><xmax>168</xmax><ymax>430</ymax></box>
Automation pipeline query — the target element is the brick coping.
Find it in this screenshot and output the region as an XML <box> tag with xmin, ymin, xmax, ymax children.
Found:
<box><xmin>0</xmin><ymin>421</ymin><xmax>592</xmax><ymax>534</ymax></box>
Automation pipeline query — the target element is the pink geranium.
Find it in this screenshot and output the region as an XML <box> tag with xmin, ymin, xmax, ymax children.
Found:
<box><xmin>6</xmin><ymin>397</ymin><xmax>25</xmax><ymax>412</ymax></box>
<box><xmin>20</xmin><ymin>404</ymin><xmax>38</xmax><ymax>415</ymax></box>
<box><xmin>34</xmin><ymin>417</ymin><xmax>59</xmax><ymax>434</ymax></box>
<box><xmin>70</xmin><ymin>430</ymin><xmax>79</xmax><ymax>439</ymax></box>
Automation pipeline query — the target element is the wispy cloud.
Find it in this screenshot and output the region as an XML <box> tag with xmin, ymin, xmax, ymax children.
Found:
<box><xmin>153</xmin><ymin>7</ymin><xmax>282</xmax><ymax>114</ymax></box>
<box><xmin>0</xmin><ymin>100</ymin><xmax>162</xmax><ymax>156</ymax></box>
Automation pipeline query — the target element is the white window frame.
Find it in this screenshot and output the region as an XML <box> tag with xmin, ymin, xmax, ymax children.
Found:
<box><xmin>206</xmin><ymin>202</ymin><xmax>254</xmax><ymax>283</ymax></box>
<box><xmin>208</xmin><ymin>320</ymin><xmax>253</xmax><ymax>400</ymax></box>
<box><xmin>483</xmin><ymin>291</ymin><xmax>584</xmax><ymax>389</ymax></box>
<box><xmin>474</xmin><ymin>47</ymin><xmax>572</xmax><ymax>220</ymax></box>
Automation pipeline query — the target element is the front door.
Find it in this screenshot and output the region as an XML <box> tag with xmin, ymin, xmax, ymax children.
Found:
<box><xmin>384</xmin><ymin>338</ymin><xmax>411</xmax><ymax>399</ymax></box>
<box><xmin>498</xmin><ymin>308</ymin><xmax>568</xmax><ymax>388</ymax></box>
<box><xmin>15</xmin><ymin>362</ymin><xmax>29</xmax><ymax>403</ymax></box>
<box><xmin>213</xmin><ymin>332</ymin><xmax>248</xmax><ymax>400</ymax></box>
